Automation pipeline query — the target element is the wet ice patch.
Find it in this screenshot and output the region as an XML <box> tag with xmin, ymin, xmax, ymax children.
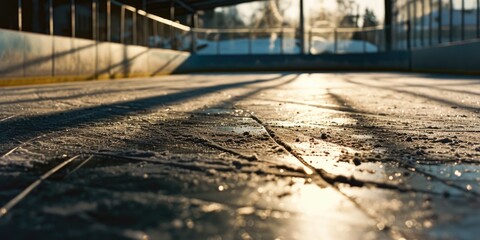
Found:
<box><xmin>416</xmin><ymin>162</ymin><xmax>480</xmax><ymax>193</ymax></box>
<box><xmin>43</xmin><ymin>202</ymin><xmax>97</xmax><ymax>216</ymax></box>
<box><xmin>351</xmin><ymin>134</ymin><xmax>373</xmax><ymax>140</ymax></box>
<box><xmin>214</xmin><ymin>125</ymin><xmax>265</xmax><ymax>136</ymax></box>
<box><xmin>196</xmin><ymin>108</ymin><xmax>248</xmax><ymax>117</ymax></box>
<box><xmin>212</xmin><ymin>117</ymin><xmax>266</xmax><ymax>136</ymax></box>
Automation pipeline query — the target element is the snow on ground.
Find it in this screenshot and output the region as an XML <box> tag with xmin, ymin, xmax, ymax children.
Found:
<box><xmin>0</xmin><ymin>73</ymin><xmax>479</xmax><ymax>239</ymax></box>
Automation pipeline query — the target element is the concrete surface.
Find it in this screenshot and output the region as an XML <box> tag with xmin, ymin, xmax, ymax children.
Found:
<box><xmin>0</xmin><ymin>72</ymin><xmax>479</xmax><ymax>239</ymax></box>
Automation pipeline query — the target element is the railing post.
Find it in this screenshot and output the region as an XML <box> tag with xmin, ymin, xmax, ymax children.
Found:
<box><xmin>49</xmin><ymin>0</ymin><xmax>53</xmax><ymax>35</ymax></box>
<box><xmin>120</xmin><ymin>6</ymin><xmax>125</xmax><ymax>44</ymax></box>
<box><xmin>412</xmin><ymin>0</ymin><xmax>416</xmax><ymax>48</ymax></box>
<box><xmin>280</xmin><ymin>28</ymin><xmax>284</xmax><ymax>55</ymax></box>
<box><xmin>429</xmin><ymin>0</ymin><xmax>433</xmax><ymax>46</ymax></box>
<box><xmin>158</xmin><ymin>22</ymin><xmax>163</xmax><ymax>48</ymax></box>
<box><xmin>18</xmin><ymin>0</ymin><xmax>24</xmax><ymax>77</ymax></box>
<box><xmin>249</xmin><ymin>29</ymin><xmax>253</xmax><ymax>55</ymax></box>
<box><xmin>407</xmin><ymin>1</ymin><xmax>411</xmax><ymax>49</ymax></box>
<box><xmin>420</xmin><ymin>0</ymin><xmax>424</xmax><ymax>47</ymax></box>
<box><xmin>18</xmin><ymin>0</ymin><xmax>22</xmax><ymax>31</ymax></box>
<box><xmin>299</xmin><ymin>0</ymin><xmax>305</xmax><ymax>54</ymax></box>
<box><xmin>333</xmin><ymin>28</ymin><xmax>338</xmax><ymax>54</ymax></box>
<box><xmin>93</xmin><ymin>0</ymin><xmax>98</xmax><ymax>79</ymax></box>
<box><xmin>438</xmin><ymin>0</ymin><xmax>442</xmax><ymax>43</ymax></box>
<box><xmin>379</xmin><ymin>29</ymin><xmax>383</xmax><ymax>52</ymax></box>
<box><xmin>449</xmin><ymin>0</ymin><xmax>453</xmax><ymax>42</ymax></box>
<box><xmin>308</xmin><ymin>28</ymin><xmax>312</xmax><ymax>55</ymax></box>
<box><xmin>133</xmin><ymin>10</ymin><xmax>137</xmax><ymax>45</ymax></box>
<box><xmin>144</xmin><ymin>12</ymin><xmax>149</xmax><ymax>46</ymax></box>
<box><xmin>71</xmin><ymin>0</ymin><xmax>76</xmax><ymax>38</ymax></box>
<box><xmin>190</xmin><ymin>12</ymin><xmax>197</xmax><ymax>53</ymax></box>
<box><xmin>477</xmin><ymin>0</ymin><xmax>480</xmax><ymax>38</ymax></box>
<box><xmin>93</xmin><ymin>0</ymin><xmax>97</xmax><ymax>41</ymax></box>
<box><xmin>49</xmin><ymin>0</ymin><xmax>54</xmax><ymax>77</ymax></box>
<box><xmin>107</xmin><ymin>0</ymin><xmax>111</xmax><ymax>42</ymax></box>
<box><xmin>152</xmin><ymin>21</ymin><xmax>157</xmax><ymax>47</ymax></box>
<box><xmin>216</xmin><ymin>32</ymin><xmax>220</xmax><ymax>55</ymax></box>
<box><xmin>363</xmin><ymin>29</ymin><xmax>367</xmax><ymax>53</ymax></box>
<box><xmin>384</xmin><ymin>0</ymin><xmax>393</xmax><ymax>51</ymax></box>
<box><xmin>461</xmin><ymin>0</ymin><xmax>465</xmax><ymax>41</ymax></box>
<box><xmin>170</xmin><ymin>0</ymin><xmax>175</xmax><ymax>50</ymax></box>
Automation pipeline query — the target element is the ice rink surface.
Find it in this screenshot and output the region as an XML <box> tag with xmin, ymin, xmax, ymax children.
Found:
<box><xmin>0</xmin><ymin>72</ymin><xmax>479</xmax><ymax>239</ymax></box>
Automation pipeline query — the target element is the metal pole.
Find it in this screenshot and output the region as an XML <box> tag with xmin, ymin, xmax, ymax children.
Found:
<box><xmin>429</xmin><ymin>0</ymin><xmax>433</xmax><ymax>46</ymax></box>
<box><xmin>333</xmin><ymin>28</ymin><xmax>338</xmax><ymax>54</ymax></box>
<box><xmin>18</xmin><ymin>0</ymin><xmax>24</xmax><ymax>77</ymax></box>
<box><xmin>72</xmin><ymin>0</ymin><xmax>78</xmax><ymax>75</ymax></box>
<box><xmin>449</xmin><ymin>0</ymin><xmax>453</xmax><ymax>42</ymax></box>
<box><xmin>438</xmin><ymin>0</ymin><xmax>442</xmax><ymax>43</ymax></box>
<box><xmin>107</xmin><ymin>0</ymin><xmax>112</xmax><ymax>78</ymax></box>
<box><xmin>142</xmin><ymin>0</ymin><xmax>148</xmax><ymax>47</ymax></box>
<box><xmin>133</xmin><ymin>10</ymin><xmax>137</xmax><ymax>45</ymax></box>
<box><xmin>249</xmin><ymin>30</ymin><xmax>253</xmax><ymax>55</ymax></box>
<box><xmin>49</xmin><ymin>0</ymin><xmax>53</xmax><ymax>35</ymax></box>
<box><xmin>107</xmin><ymin>0</ymin><xmax>111</xmax><ymax>42</ymax></box>
<box><xmin>144</xmin><ymin>13</ymin><xmax>149</xmax><ymax>47</ymax></box>
<box><xmin>18</xmin><ymin>0</ymin><xmax>22</xmax><ymax>31</ymax></box>
<box><xmin>377</xmin><ymin>29</ymin><xmax>381</xmax><ymax>52</ymax></box>
<box><xmin>280</xmin><ymin>28</ymin><xmax>284</xmax><ymax>55</ymax></box>
<box><xmin>170</xmin><ymin>0</ymin><xmax>175</xmax><ymax>50</ymax></box>
<box><xmin>216</xmin><ymin>32</ymin><xmax>220</xmax><ymax>55</ymax></box>
<box><xmin>93</xmin><ymin>0</ymin><xmax>98</xmax><ymax>79</ymax></box>
<box><xmin>412</xmin><ymin>0</ymin><xmax>416</xmax><ymax>48</ymax></box>
<box><xmin>363</xmin><ymin>29</ymin><xmax>367</xmax><ymax>53</ymax></box>
<box><xmin>93</xmin><ymin>0</ymin><xmax>97</xmax><ymax>41</ymax></box>
<box><xmin>407</xmin><ymin>1</ymin><xmax>411</xmax><ymax>49</ymax></box>
<box><xmin>120</xmin><ymin>6</ymin><xmax>125</xmax><ymax>44</ymax></box>
<box><xmin>72</xmin><ymin>0</ymin><xmax>75</xmax><ymax>38</ymax></box>
<box><xmin>461</xmin><ymin>0</ymin><xmax>465</xmax><ymax>41</ymax></box>
<box><xmin>477</xmin><ymin>0</ymin><xmax>480</xmax><ymax>38</ymax></box>
<box><xmin>49</xmin><ymin>0</ymin><xmax>54</xmax><ymax>77</ymax></box>
<box><xmin>308</xmin><ymin>29</ymin><xmax>312</xmax><ymax>54</ymax></box>
<box><xmin>420</xmin><ymin>0</ymin><xmax>424</xmax><ymax>47</ymax></box>
<box><xmin>190</xmin><ymin>13</ymin><xmax>197</xmax><ymax>53</ymax></box>
<box><xmin>152</xmin><ymin>20</ymin><xmax>157</xmax><ymax>47</ymax></box>
<box><xmin>299</xmin><ymin>0</ymin><xmax>305</xmax><ymax>54</ymax></box>
<box><xmin>158</xmin><ymin>22</ymin><xmax>163</xmax><ymax>48</ymax></box>
<box><xmin>384</xmin><ymin>0</ymin><xmax>393</xmax><ymax>51</ymax></box>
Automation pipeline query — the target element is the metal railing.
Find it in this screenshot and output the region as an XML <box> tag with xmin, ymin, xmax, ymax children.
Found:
<box><xmin>5</xmin><ymin>0</ymin><xmax>480</xmax><ymax>55</ymax></box>
<box><xmin>308</xmin><ymin>26</ymin><xmax>385</xmax><ymax>54</ymax></box>
<box><xmin>393</xmin><ymin>0</ymin><xmax>480</xmax><ymax>51</ymax></box>
<box><xmin>193</xmin><ymin>28</ymin><xmax>298</xmax><ymax>55</ymax></box>
<box><xmin>192</xmin><ymin>26</ymin><xmax>386</xmax><ymax>55</ymax></box>
<box><xmin>13</xmin><ymin>0</ymin><xmax>191</xmax><ymax>51</ymax></box>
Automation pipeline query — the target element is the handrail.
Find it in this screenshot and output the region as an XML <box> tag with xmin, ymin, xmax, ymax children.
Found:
<box><xmin>111</xmin><ymin>0</ymin><xmax>190</xmax><ymax>31</ymax></box>
<box><xmin>146</xmin><ymin>14</ymin><xmax>191</xmax><ymax>31</ymax></box>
